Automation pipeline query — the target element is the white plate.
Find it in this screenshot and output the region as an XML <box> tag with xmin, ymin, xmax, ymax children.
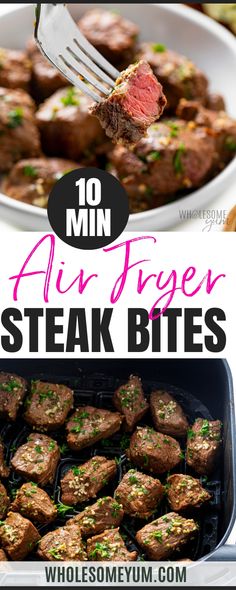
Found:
<box><xmin>0</xmin><ymin>2</ymin><xmax>236</xmax><ymax>231</ymax></box>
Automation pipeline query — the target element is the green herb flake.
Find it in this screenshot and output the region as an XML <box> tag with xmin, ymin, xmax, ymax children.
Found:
<box><xmin>35</xmin><ymin>445</ymin><xmax>42</xmax><ymax>454</ymax></box>
<box><xmin>61</xmin><ymin>87</ymin><xmax>80</xmax><ymax>107</ymax></box>
<box><xmin>199</xmin><ymin>419</ymin><xmax>210</xmax><ymax>437</ymax></box>
<box><xmin>147</xmin><ymin>150</ymin><xmax>161</xmax><ymax>162</ymax></box>
<box><xmin>56</xmin><ymin>502</ymin><xmax>74</xmax><ymax>516</ymax></box>
<box><xmin>152</xmin><ymin>43</ymin><xmax>166</xmax><ymax>53</ymax></box>
<box><xmin>7</xmin><ymin>108</ymin><xmax>23</xmax><ymax>129</ymax></box>
<box><xmin>23</xmin><ymin>165</ymin><xmax>37</xmax><ymax>178</ymax></box>
<box><xmin>225</xmin><ymin>137</ymin><xmax>236</xmax><ymax>152</ymax></box>
<box><xmin>173</xmin><ymin>142</ymin><xmax>186</xmax><ymax>174</ymax></box>
<box><xmin>152</xmin><ymin>530</ymin><xmax>163</xmax><ymax>543</ymax></box>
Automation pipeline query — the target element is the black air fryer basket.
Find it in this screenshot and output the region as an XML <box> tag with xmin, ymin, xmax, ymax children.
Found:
<box><xmin>0</xmin><ymin>358</ymin><xmax>235</xmax><ymax>561</ymax></box>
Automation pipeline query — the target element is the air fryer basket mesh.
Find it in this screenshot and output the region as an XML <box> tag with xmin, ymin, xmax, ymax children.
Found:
<box><xmin>0</xmin><ymin>370</ymin><xmax>223</xmax><ymax>561</ymax></box>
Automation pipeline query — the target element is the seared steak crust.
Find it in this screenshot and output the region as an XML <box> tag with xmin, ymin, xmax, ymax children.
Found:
<box><xmin>136</xmin><ymin>512</ymin><xmax>198</xmax><ymax>559</ymax></box>
<box><xmin>113</xmin><ymin>375</ymin><xmax>149</xmax><ymax>431</ymax></box>
<box><xmin>0</xmin><ymin>512</ymin><xmax>40</xmax><ymax>560</ymax></box>
<box><xmin>66</xmin><ymin>405</ymin><xmax>122</xmax><ymax>451</ymax></box>
<box><xmin>67</xmin><ymin>496</ymin><xmax>124</xmax><ymax>537</ymax></box>
<box><xmin>186</xmin><ymin>419</ymin><xmax>222</xmax><ymax>475</ymax></box>
<box><xmin>166</xmin><ymin>474</ymin><xmax>211</xmax><ymax>511</ymax></box>
<box><xmin>87</xmin><ymin>527</ymin><xmax>137</xmax><ymax>561</ymax></box>
<box><xmin>127</xmin><ymin>426</ymin><xmax>182</xmax><ymax>474</ymax></box>
<box><xmin>11</xmin><ymin>482</ymin><xmax>57</xmax><ymax>525</ymax></box>
<box><xmin>115</xmin><ymin>469</ymin><xmax>163</xmax><ymax>518</ymax></box>
<box><xmin>150</xmin><ymin>390</ymin><xmax>189</xmax><ymax>437</ymax></box>
<box><xmin>0</xmin><ymin>372</ymin><xmax>27</xmax><ymax>421</ymax></box>
<box><xmin>60</xmin><ymin>456</ymin><xmax>117</xmax><ymax>505</ymax></box>
<box><xmin>38</xmin><ymin>524</ymin><xmax>87</xmax><ymax>561</ymax></box>
<box><xmin>24</xmin><ymin>380</ymin><xmax>74</xmax><ymax>431</ymax></box>
<box><xmin>11</xmin><ymin>433</ymin><xmax>60</xmax><ymax>486</ymax></box>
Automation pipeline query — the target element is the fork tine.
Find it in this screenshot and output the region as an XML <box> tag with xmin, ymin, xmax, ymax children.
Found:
<box><xmin>53</xmin><ymin>56</ymin><xmax>102</xmax><ymax>102</ymax></box>
<box><xmin>72</xmin><ymin>40</ymin><xmax>116</xmax><ymax>87</ymax></box>
<box><xmin>74</xmin><ymin>28</ymin><xmax>119</xmax><ymax>81</ymax></box>
<box><xmin>60</xmin><ymin>52</ymin><xmax>110</xmax><ymax>96</ymax></box>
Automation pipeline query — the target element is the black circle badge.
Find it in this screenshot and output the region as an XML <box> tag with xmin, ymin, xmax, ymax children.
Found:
<box><xmin>47</xmin><ymin>167</ymin><xmax>129</xmax><ymax>250</ymax></box>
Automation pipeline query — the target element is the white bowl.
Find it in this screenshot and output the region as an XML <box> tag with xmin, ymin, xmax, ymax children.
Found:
<box><xmin>0</xmin><ymin>2</ymin><xmax>236</xmax><ymax>230</ymax></box>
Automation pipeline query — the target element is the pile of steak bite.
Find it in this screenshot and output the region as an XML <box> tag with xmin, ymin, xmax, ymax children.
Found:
<box><xmin>0</xmin><ymin>371</ymin><xmax>222</xmax><ymax>561</ymax></box>
<box><xmin>0</xmin><ymin>8</ymin><xmax>236</xmax><ymax>214</ymax></box>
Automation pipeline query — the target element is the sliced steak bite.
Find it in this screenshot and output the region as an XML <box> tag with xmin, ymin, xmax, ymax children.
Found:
<box><xmin>0</xmin><ymin>549</ymin><xmax>7</xmax><ymax>561</ymax></box>
<box><xmin>114</xmin><ymin>469</ymin><xmax>163</xmax><ymax>519</ymax></box>
<box><xmin>36</xmin><ymin>86</ymin><xmax>104</xmax><ymax>160</ymax></box>
<box><xmin>186</xmin><ymin>419</ymin><xmax>222</xmax><ymax>476</ymax></box>
<box><xmin>3</xmin><ymin>157</ymin><xmax>79</xmax><ymax>208</ymax></box>
<box><xmin>206</xmin><ymin>93</ymin><xmax>225</xmax><ymax>112</ymax></box>
<box><xmin>78</xmin><ymin>9</ymin><xmax>139</xmax><ymax>67</ymax></box>
<box><xmin>24</xmin><ymin>380</ymin><xmax>74</xmax><ymax>431</ymax></box>
<box><xmin>109</xmin><ymin>120</ymin><xmax>216</xmax><ymax>203</ymax></box>
<box><xmin>0</xmin><ymin>441</ymin><xmax>10</xmax><ymax>479</ymax></box>
<box><xmin>67</xmin><ymin>496</ymin><xmax>124</xmax><ymax>537</ymax></box>
<box><xmin>0</xmin><ymin>372</ymin><xmax>27</xmax><ymax>421</ymax></box>
<box><xmin>0</xmin><ymin>47</ymin><xmax>31</xmax><ymax>91</ymax></box>
<box><xmin>66</xmin><ymin>406</ymin><xmax>122</xmax><ymax>452</ymax></box>
<box><xmin>0</xmin><ymin>512</ymin><xmax>40</xmax><ymax>560</ymax></box>
<box><xmin>60</xmin><ymin>456</ymin><xmax>116</xmax><ymax>506</ymax></box>
<box><xmin>37</xmin><ymin>524</ymin><xmax>87</xmax><ymax>561</ymax></box>
<box><xmin>27</xmin><ymin>37</ymin><xmax>67</xmax><ymax>100</ymax></box>
<box><xmin>0</xmin><ymin>482</ymin><xmax>10</xmax><ymax>520</ymax></box>
<box><xmin>87</xmin><ymin>528</ymin><xmax>137</xmax><ymax>561</ymax></box>
<box><xmin>150</xmin><ymin>390</ymin><xmax>189</xmax><ymax>437</ymax></box>
<box><xmin>91</xmin><ymin>61</ymin><xmax>166</xmax><ymax>144</ymax></box>
<box><xmin>113</xmin><ymin>375</ymin><xmax>149</xmax><ymax>431</ymax></box>
<box><xmin>11</xmin><ymin>433</ymin><xmax>60</xmax><ymax>486</ymax></box>
<box><xmin>176</xmin><ymin>99</ymin><xmax>236</xmax><ymax>166</ymax></box>
<box><xmin>136</xmin><ymin>512</ymin><xmax>198</xmax><ymax>560</ymax></box>
<box><xmin>0</xmin><ymin>87</ymin><xmax>41</xmax><ymax>173</ymax></box>
<box><xmin>128</xmin><ymin>426</ymin><xmax>182</xmax><ymax>475</ymax></box>
<box><xmin>10</xmin><ymin>482</ymin><xmax>57</xmax><ymax>525</ymax></box>
<box><xmin>166</xmin><ymin>474</ymin><xmax>211</xmax><ymax>512</ymax></box>
<box><xmin>138</xmin><ymin>43</ymin><xmax>208</xmax><ymax>112</ymax></box>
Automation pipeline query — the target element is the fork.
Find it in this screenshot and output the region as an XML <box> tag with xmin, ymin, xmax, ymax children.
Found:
<box><xmin>35</xmin><ymin>3</ymin><xmax>120</xmax><ymax>102</ymax></box>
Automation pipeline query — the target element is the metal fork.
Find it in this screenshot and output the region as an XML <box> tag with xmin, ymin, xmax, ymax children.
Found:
<box><xmin>35</xmin><ymin>3</ymin><xmax>119</xmax><ymax>102</ymax></box>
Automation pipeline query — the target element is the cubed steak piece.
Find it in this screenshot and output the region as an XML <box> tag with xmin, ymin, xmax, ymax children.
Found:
<box><xmin>78</xmin><ymin>9</ymin><xmax>139</xmax><ymax>67</ymax></box>
<box><xmin>36</xmin><ymin>87</ymin><xmax>104</xmax><ymax>160</ymax></box>
<box><xmin>24</xmin><ymin>380</ymin><xmax>74</xmax><ymax>431</ymax></box>
<box><xmin>206</xmin><ymin>93</ymin><xmax>225</xmax><ymax>112</ymax></box>
<box><xmin>127</xmin><ymin>426</ymin><xmax>182</xmax><ymax>474</ymax></box>
<box><xmin>0</xmin><ymin>549</ymin><xmax>7</xmax><ymax>561</ymax></box>
<box><xmin>27</xmin><ymin>37</ymin><xmax>67</xmax><ymax>100</ymax></box>
<box><xmin>91</xmin><ymin>61</ymin><xmax>166</xmax><ymax>144</ymax></box>
<box><xmin>0</xmin><ymin>512</ymin><xmax>40</xmax><ymax>560</ymax></box>
<box><xmin>0</xmin><ymin>441</ymin><xmax>10</xmax><ymax>479</ymax></box>
<box><xmin>0</xmin><ymin>372</ymin><xmax>27</xmax><ymax>421</ymax></box>
<box><xmin>136</xmin><ymin>512</ymin><xmax>198</xmax><ymax>560</ymax></box>
<box><xmin>87</xmin><ymin>528</ymin><xmax>137</xmax><ymax>561</ymax></box>
<box><xmin>113</xmin><ymin>375</ymin><xmax>149</xmax><ymax>431</ymax></box>
<box><xmin>0</xmin><ymin>87</ymin><xmax>41</xmax><ymax>172</ymax></box>
<box><xmin>3</xmin><ymin>158</ymin><xmax>79</xmax><ymax>208</ymax></box>
<box><xmin>150</xmin><ymin>390</ymin><xmax>189</xmax><ymax>437</ymax></box>
<box><xmin>166</xmin><ymin>474</ymin><xmax>211</xmax><ymax>512</ymax></box>
<box><xmin>10</xmin><ymin>482</ymin><xmax>57</xmax><ymax>525</ymax></box>
<box><xmin>0</xmin><ymin>482</ymin><xmax>10</xmax><ymax>520</ymax></box>
<box><xmin>109</xmin><ymin>119</ymin><xmax>216</xmax><ymax>210</ymax></box>
<box><xmin>186</xmin><ymin>419</ymin><xmax>222</xmax><ymax>475</ymax></box>
<box><xmin>114</xmin><ymin>469</ymin><xmax>163</xmax><ymax>519</ymax></box>
<box><xmin>37</xmin><ymin>524</ymin><xmax>87</xmax><ymax>561</ymax></box>
<box><xmin>138</xmin><ymin>43</ymin><xmax>208</xmax><ymax>112</ymax></box>
<box><xmin>66</xmin><ymin>406</ymin><xmax>122</xmax><ymax>451</ymax></box>
<box><xmin>60</xmin><ymin>456</ymin><xmax>116</xmax><ymax>505</ymax></box>
<box><xmin>11</xmin><ymin>433</ymin><xmax>60</xmax><ymax>486</ymax></box>
<box><xmin>67</xmin><ymin>496</ymin><xmax>124</xmax><ymax>537</ymax></box>
<box><xmin>0</xmin><ymin>47</ymin><xmax>31</xmax><ymax>91</ymax></box>
<box><xmin>176</xmin><ymin>99</ymin><xmax>236</xmax><ymax>165</ymax></box>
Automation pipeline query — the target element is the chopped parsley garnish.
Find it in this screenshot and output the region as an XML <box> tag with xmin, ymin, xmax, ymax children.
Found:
<box><xmin>152</xmin><ymin>43</ymin><xmax>166</xmax><ymax>53</ymax></box>
<box><xmin>48</xmin><ymin>547</ymin><xmax>62</xmax><ymax>560</ymax></box>
<box><xmin>111</xmin><ymin>501</ymin><xmax>122</xmax><ymax>518</ymax></box>
<box><xmin>72</xmin><ymin>466</ymin><xmax>84</xmax><ymax>476</ymax></box>
<box><xmin>48</xmin><ymin>441</ymin><xmax>56</xmax><ymax>451</ymax></box>
<box><xmin>129</xmin><ymin>474</ymin><xmax>138</xmax><ymax>485</ymax></box>
<box><xmin>120</xmin><ymin>434</ymin><xmax>130</xmax><ymax>450</ymax></box>
<box><xmin>1</xmin><ymin>379</ymin><xmax>20</xmax><ymax>392</ymax></box>
<box><xmin>89</xmin><ymin>542</ymin><xmax>110</xmax><ymax>559</ymax></box>
<box><xmin>39</xmin><ymin>390</ymin><xmax>55</xmax><ymax>403</ymax></box>
<box><xmin>7</xmin><ymin>108</ymin><xmax>23</xmax><ymax>128</ymax></box>
<box><xmin>152</xmin><ymin>530</ymin><xmax>163</xmax><ymax>543</ymax></box>
<box><xmin>59</xmin><ymin>442</ymin><xmax>69</xmax><ymax>455</ymax></box>
<box><xmin>173</xmin><ymin>142</ymin><xmax>186</xmax><ymax>174</ymax></box>
<box><xmin>35</xmin><ymin>445</ymin><xmax>42</xmax><ymax>454</ymax></box>
<box><xmin>179</xmin><ymin>450</ymin><xmax>185</xmax><ymax>460</ymax></box>
<box><xmin>225</xmin><ymin>137</ymin><xmax>236</xmax><ymax>151</ymax></box>
<box><xmin>147</xmin><ymin>150</ymin><xmax>161</xmax><ymax>162</ymax></box>
<box><xmin>23</xmin><ymin>165</ymin><xmax>37</xmax><ymax>178</ymax></box>
<box><xmin>199</xmin><ymin>419</ymin><xmax>210</xmax><ymax>437</ymax></box>
<box><xmin>187</xmin><ymin>428</ymin><xmax>196</xmax><ymax>439</ymax></box>
<box><xmin>61</xmin><ymin>87</ymin><xmax>80</xmax><ymax>107</ymax></box>
<box><xmin>56</xmin><ymin>502</ymin><xmax>74</xmax><ymax>516</ymax></box>
<box><xmin>167</xmin><ymin>121</ymin><xmax>180</xmax><ymax>137</ymax></box>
